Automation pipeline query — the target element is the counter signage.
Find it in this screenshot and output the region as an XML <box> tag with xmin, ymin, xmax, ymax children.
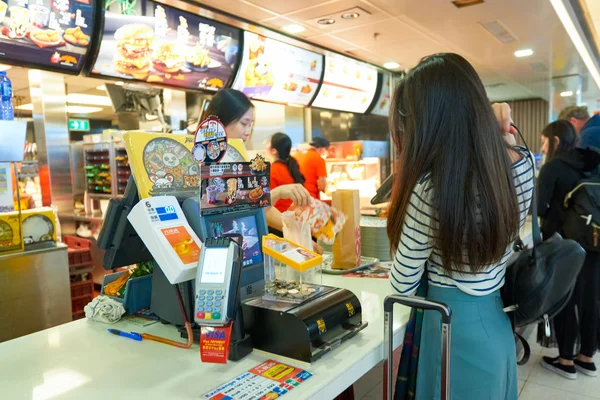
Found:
<box><xmin>203</xmin><ymin>359</ymin><xmax>312</xmax><ymax>399</ymax></box>
<box><xmin>0</xmin><ymin>0</ymin><xmax>95</xmax><ymax>73</ymax></box>
<box><xmin>311</xmin><ymin>53</ymin><xmax>378</xmax><ymax>113</ymax></box>
<box><xmin>232</xmin><ymin>31</ymin><xmax>323</xmax><ymax>106</ymax></box>
<box><xmin>370</xmin><ymin>72</ymin><xmax>392</xmax><ymax>117</ymax></box>
<box><xmin>90</xmin><ymin>0</ymin><xmax>240</xmax><ymax>91</ymax></box>
<box><xmin>200</xmin><ymin>155</ymin><xmax>271</xmax><ymax>215</ymax></box>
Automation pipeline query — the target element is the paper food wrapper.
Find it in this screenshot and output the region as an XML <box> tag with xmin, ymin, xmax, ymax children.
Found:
<box><xmin>282</xmin><ymin>210</ymin><xmax>313</xmax><ymax>251</ymax></box>
<box><xmin>123</xmin><ymin>131</ymin><xmax>248</xmax><ymax>199</ymax></box>
<box><xmin>332</xmin><ymin>189</ymin><xmax>361</xmax><ymax>270</ymax></box>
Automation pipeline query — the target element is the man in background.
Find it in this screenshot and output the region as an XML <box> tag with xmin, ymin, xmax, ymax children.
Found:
<box><xmin>297</xmin><ymin>137</ymin><xmax>330</xmax><ymax>199</ymax></box>
<box><xmin>559</xmin><ymin>105</ymin><xmax>600</xmax><ymax>148</ymax></box>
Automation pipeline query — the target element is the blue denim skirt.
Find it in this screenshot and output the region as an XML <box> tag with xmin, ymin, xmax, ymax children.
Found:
<box><xmin>416</xmin><ymin>286</ymin><xmax>518</xmax><ymax>400</ymax></box>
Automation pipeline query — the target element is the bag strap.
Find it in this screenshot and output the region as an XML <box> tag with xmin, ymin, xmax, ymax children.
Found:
<box><xmin>511</xmin><ymin>124</ymin><xmax>542</xmax><ymax>247</ymax></box>
<box><xmin>515</xmin><ymin>331</ymin><xmax>531</xmax><ymax>365</ymax></box>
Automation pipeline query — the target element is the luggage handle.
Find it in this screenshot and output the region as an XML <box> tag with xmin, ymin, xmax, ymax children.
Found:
<box><xmin>384</xmin><ymin>295</ymin><xmax>452</xmax><ymax>400</ymax></box>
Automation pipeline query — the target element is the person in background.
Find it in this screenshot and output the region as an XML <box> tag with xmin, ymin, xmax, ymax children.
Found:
<box><xmin>297</xmin><ymin>137</ymin><xmax>329</xmax><ymax>199</ymax></box>
<box><xmin>267</xmin><ymin>132</ymin><xmax>306</xmax><ymax>213</ymax></box>
<box><xmin>537</xmin><ymin>120</ymin><xmax>600</xmax><ymax>379</ymax></box>
<box><xmin>202</xmin><ymin>89</ymin><xmax>311</xmax><ymax>232</ymax></box>
<box><xmin>559</xmin><ymin>105</ymin><xmax>600</xmax><ymax>148</ymax></box>
<box><xmin>388</xmin><ymin>53</ymin><xmax>534</xmax><ymax>399</ymax></box>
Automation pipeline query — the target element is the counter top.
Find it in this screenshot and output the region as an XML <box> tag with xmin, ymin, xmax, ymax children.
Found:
<box><xmin>0</xmin><ymin>243</ymin><xmax>67</xmax><ymax>261</ymax></box>
<box><xmin>0</xmin><ymin>274</ymin><xmax>407</xmax><ymax>400</ymax></box>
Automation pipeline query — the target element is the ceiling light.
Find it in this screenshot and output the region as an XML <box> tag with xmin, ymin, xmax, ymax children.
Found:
<box><xmin>67</xmin><ymin>94</ymin><xmax>112</xmax><ymax>106</ymax></box>
<box><xmin>16</xmin><ymin>103</ymin><xmax>33</xmax><ymax>111</ymax></box>
<box><xmin>342</xmin><ymin>12</ymin><xmax>360</xmax><ymax>19</ymax></box>
<box><xmin>96</xmin><ymin>84</ymin><xmax>106</xmax><ymax>91</ymax></box>
<box><xmin>0</xmin><ymin>64</ymin><xmax>11</xmax><ymax>71</ymax></box>
<box><xmin>551</xmin><ymin>0</ymin><xmax>600</xmax><ymax>90</ymax></box>
<box><xmin>384</xmin><ymin>62</ymin><xmax>401</xmax><ymax>69</ymax></box>
<box><xmin>318</xmin><ymin>18</ymin><xmax>335</xmax><ymax>25</ymax></box>
<box><xmin>577</xmin><ymin>89</ymin><xmax>581</xmax><ymax>94</ymax></box>
<box><xmin>560</xmin><ymin>90</ymin><xmax>574</xmax><ymax>97</ymax></box>
<box><xmin>514</xmin><ymin>49</ymin><xmax>534</xmax><ymax>58</ymax></box>
<box><xmin>115</xmin><ymin>81</ymin><xmax>124</xmax><ymax>86</ymax></box>
<box><xmin>67</xmin><ymin>106</ymin><xmax>103</xmax><ymax>114</ymax></box>
<box><xmin>282</xmin><ymin>24</ymin><xmax>305</xmax><ymax>34</ymax></box>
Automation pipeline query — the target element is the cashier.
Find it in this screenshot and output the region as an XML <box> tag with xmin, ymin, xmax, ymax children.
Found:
<box><xmin>204</xmin><ymin>89</ymin><xmax>311</xmax><ymax>231</ymax></box>
<box><xmin>297</xmin><ymin>137</ymin><xmax>329</xmax><ymax>199</ymax></box>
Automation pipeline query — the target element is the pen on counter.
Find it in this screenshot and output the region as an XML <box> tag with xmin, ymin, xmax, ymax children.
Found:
<box><xmin>107</xmin><ymin>328</ymin><xmax>143</xmax><ymax>341</ymax></box>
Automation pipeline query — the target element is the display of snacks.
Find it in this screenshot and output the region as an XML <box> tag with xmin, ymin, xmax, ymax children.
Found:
<box><xmin>115</xmin><ymin>147</ymin><xmax>130</xmax><ymax>195</ymax></box>
<box><xmin>28</xmin><ymin>28</ymin><xmax>63</xmax><ymax>47</ymax></box>
<box><xmin>64</xmin><ymin>26</ymin><xmax>89</xmax><ymax>46</ymax></box>
<box><xmin>84</xmin><ymin>146</ymin><xmax>111</xmax><ymax>195</ymax></box>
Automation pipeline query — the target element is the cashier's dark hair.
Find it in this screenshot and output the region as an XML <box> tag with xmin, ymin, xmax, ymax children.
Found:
<box><xmin>541</xmin><ymin>120</ymin><xmax>577</xmax><ymax>161</ymax></box>
<box><xmin>271</xmin><ymin>132</ymin><xmax>305</xmax><ymax>184</ymax></box>
<box><xmin>204</xmin><ymin>89</ymin><xmax>254</xmax><ymax>126</ymax></box>
<box><xmin>387</xmin><ymin>53</ymin><xmax>520</xmax><ymax>273</ymax></box>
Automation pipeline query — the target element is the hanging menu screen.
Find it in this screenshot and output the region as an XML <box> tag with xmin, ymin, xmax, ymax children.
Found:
<box><xmin>232</xmin><ymin>31</ymin><xmax>323</xmax><ymax>106</ymax></box>
<box><xmin>90</xmin><ymin>0</ymin><xmax>241</xmax><ymax>91</ymax></box>
<box><xmin>311</xmin><ymin>53</ymin><xmax>378</xmax><ymax>113</ymax></box>
<box><xmin>0</xmin><ymin>0</ymin><xmax>96</xmax><ymax>74</ymax></box>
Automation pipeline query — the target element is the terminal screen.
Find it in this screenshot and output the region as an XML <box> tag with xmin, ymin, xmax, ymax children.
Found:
<box><xmin>208</xmin><ymin>215</ymin><xmax>263</xmax><ymax>267</ymax></box>
<box><xmin>200</xmin><ymin>247</ymin><xmax>229</xmax><ymax>284</ymax></box>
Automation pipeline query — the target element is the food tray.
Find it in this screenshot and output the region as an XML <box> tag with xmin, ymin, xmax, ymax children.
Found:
<box><xmin>101</xmin><ymin>271</ymin><xmax>152</xmax><ymax>314</ymax></box>
<box><xmin>320</xmin><ymin>252</ymin><xmax>380</xmax><ymax>275</ymax></box>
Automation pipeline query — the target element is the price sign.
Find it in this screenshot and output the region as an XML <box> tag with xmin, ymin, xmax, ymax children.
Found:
<box><xmin>69</xmin><ymin>119</ymin><xmax>90</xmax><ymax>132</ymax></box>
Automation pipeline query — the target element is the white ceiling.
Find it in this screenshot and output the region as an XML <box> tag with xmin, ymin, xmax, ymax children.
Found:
<box><xmin>198</xmin><ymin>0</ymin><xmax>600</xmax><ymax>110</ymax></box>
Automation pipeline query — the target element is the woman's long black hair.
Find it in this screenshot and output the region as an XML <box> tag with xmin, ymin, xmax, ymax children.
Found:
<box><xmin>541</xmin><ymin>120</ymin><xmax>578</xmax><ymax>162</ymax></box>
<box><xmin>204</xmin><ymin>88</ymin><xmax>254</xmax><ymax>126</ymax></box>
<box><xmin>270</xmin><ymin>132</ymin><xmax>305</xmax><ymax>184</ymax></box>
<box><xmin>387</xmin><ymin>53</ymin><xmax>520</xmax><ymax>273</ymax></box>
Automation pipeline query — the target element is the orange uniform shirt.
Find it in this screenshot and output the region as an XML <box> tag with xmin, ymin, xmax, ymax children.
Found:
<box><xmin>270</xmin><ymin>160</ymin><xmax>296</xmax><ymax>213</ymax></box>
<box><xmin>297</xmin><ymin>148</ymin><xmax>327</xmax><ymax>199</ymax></box>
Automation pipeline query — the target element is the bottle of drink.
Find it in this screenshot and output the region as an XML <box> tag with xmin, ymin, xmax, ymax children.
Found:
<box><xmin>0</xmin><ymin>71</ymin><xmax>14</xmax><ymax>121</ymax></box>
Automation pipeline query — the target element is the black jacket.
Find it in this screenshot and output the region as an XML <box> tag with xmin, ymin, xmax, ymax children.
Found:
<box><xmin>537</xmin><ymin>149</ymin><xmax>600</xmax><ymax>239</ymax></box>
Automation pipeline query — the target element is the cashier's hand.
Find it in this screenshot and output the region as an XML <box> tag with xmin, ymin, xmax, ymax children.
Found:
<box><xmin>313</xmin><ymin>241</ymin><xmax>324</xmax><ymax>255</ymax></box>
<box><xmin>491</xmin><ymin>102</ymin><xmax>518</xmax><ymax>146</ymax></box>
<box><xmin>272</xmin><ymin>184</ymin><xmax>312</xmax><ymax>207</ymax></box>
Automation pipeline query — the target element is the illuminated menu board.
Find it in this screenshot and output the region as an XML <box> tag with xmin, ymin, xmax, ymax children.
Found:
<box><xmin>232</xmin><ymin>31</ymin><xmax>323</xmax><ymax>106</ymax></box>
<box><xmin>0</xmin><ymin>0</ymin><xmax>95</xmax><ymax>74</ymax></box>
<box><xmin>90</xmin><ymin>0</ymin><xmax>240</xmax><ymax>91</ymax></box>
<box><xmin>370</xmin><ymin>72</ymin><xmax>392</xmax><ymax>116</ymax></box>
<box><xmin>311</xmin><ymin>53</ymin><xmax>378</xmax><ymax>113</ymax></box>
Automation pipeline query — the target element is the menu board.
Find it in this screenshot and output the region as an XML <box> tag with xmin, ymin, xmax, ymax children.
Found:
<box><xmin>370</xmin><ymin>72</ymin><xmax>392</xmax><ymax>116</ymax></box>
<box><xmin>90</xmin><ymin>0</ymin><xmax>240</xmax><ymax>91</ymax></box>
<box><xmin>232</xmin><ymin>31</ymin><xmax>323</xmax><ymax>106</ymax></box>
<box><xmin>0</xmin><ymin>0</ymin><xmax>95</xmax><ymax>74</ymax></box>
<box><xmin>311</xmin><ymin>53</ymin><xmax>378</xmax><ymax>113</ymax></box>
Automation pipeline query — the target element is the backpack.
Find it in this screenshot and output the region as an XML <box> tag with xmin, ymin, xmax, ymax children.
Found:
<box><xmin>562</xmin><ymin>171</ymin><xmax>600</xmax><ymax>252</ymax></box>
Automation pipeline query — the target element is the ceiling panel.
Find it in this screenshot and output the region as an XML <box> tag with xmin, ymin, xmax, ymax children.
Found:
<box><xmin>197</xmin><ymin>0</ymin><xmax>278</xmax><ymax>21</ymax></box>
<box><xmin>260</xmin><ymin>16</ymin><xmax>323</xmax><ymax>38</ymax></box>
<box><xmin>331</xmin><ymin>17</ymin><xmax>426</xmax><ymax>48</ymax></box>
<box><xmin>247</xmin><ymin>0</ymin><xmax>329</xmax><ymax>15</ymax></box>
<box><xmin>305</xmin><ymin>33</ymin><xmax>361</xmax><ymax>53</ymax></box>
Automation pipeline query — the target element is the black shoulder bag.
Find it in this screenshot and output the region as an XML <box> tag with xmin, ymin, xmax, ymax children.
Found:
<box><xmin>501</xmin><ymin>124</ymin><xmax>586</xmax><ymax>365</ymax></box>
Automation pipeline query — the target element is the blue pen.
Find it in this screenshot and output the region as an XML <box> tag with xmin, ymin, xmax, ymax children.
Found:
<box><xmin>107</xmin><ymin>328</ymin><xmax>143</xmax><ymax>341</ymax></box>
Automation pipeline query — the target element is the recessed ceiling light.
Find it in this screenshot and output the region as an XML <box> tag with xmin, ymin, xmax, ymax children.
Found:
<box><xmin>67</xmin><ymin>93</ymin><xmax>112</xmax><ymax>106</ymax></box>
<box><xmin>0</xmin><ymin>64</ymin><xmax>11</xmax><ymax>71</ymax></box>
<box><xmin>577</xmin><ymin>89</ymin><xmax>581</xmax><ymax>94</ymax></box>
<box><xmin>16</xmin><ymin>103</ymin><xmax>33</xmax><ymax>111</ymax></box>
<box><xmin>514</xmin><ymin>49</ymin><xmax>534</xmax><ymax>58</ymax></box>
<box><xmin>342</xmin><ymin>12</ymin><xmax>360</xmax><ymax>19</ymax></box>
<box><xmin>282</xmin><ymin>24</ymin><xmax>305</xmax><ymax>34</ymax></box>
<box><xmin>384</xmin><ymin>62</ymin><xmax>401</xmax><ymax>69</ymax></box>
<box><xmin>318</xmin><ymin>18</ymin><xmax>335</xmax><ymax>25</ymax></box>
<box><xmin>67</xmin><ymin>106</ymin><xmax>103</xmax><ymax>114</ymax></box>
<box><xmin>96</xmin><ymin>84</ymin><xmax>106</xmax><ymax>91</ymax></box>
<box><xmin>115</xmin><ymin>81</ymin><xmax>124</xmax><ymax>86</ymax></box>
<box><xmin>560</xmin><ymin>90</ymin><xmax>574</xmax><ymax>97</ymax></box>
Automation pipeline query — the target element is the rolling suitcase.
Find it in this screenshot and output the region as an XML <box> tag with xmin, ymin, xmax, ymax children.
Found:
<box><xmin>383</xmin><ymin>295</ymin><xmax>452</xmax><ymax>400</ymax></box>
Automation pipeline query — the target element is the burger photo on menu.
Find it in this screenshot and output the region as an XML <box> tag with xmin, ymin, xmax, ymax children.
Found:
<box><xmin>113</xmin><ymin>23</ymin><xmax>154</xmax><ymax>80</ymax></box>
<box><xmin>152</xmin><ymin>42</ymin><xmax>184</xmax><ymax>74</ymax></box>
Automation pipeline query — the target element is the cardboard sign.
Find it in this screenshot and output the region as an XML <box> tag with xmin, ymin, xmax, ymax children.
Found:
<box><xmin>193</xmin><ymin>116</ymin><xmax>228</xmax><ymax>163</ymax></box>
<box><xmin>200</xmin><ymin>324</ymin><xmax>232</xmax><ymax>364</ymax></box>
<box><xmin>203</xmin><ymin>359</ymin><xmax>312</xmax><ymax>399</ymax></box>
<box><xmin>200</xmin><ymin>156</ymin><xmax>271</xmax><ymax>215</ymax></box>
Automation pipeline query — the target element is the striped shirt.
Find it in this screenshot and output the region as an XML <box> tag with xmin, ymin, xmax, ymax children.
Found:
<box><xmin>390</xmin><ymin>147</ymin><xmax>535</xmax><ymax>296</ymax></box>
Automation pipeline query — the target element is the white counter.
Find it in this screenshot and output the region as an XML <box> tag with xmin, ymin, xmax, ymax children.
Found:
<box><xmin>0</xmin><ymin>220</ymin><xmax>533</xmax><ymax>400</ymax></box>
<box><xmin>0</xmin><ymin>274</ymin><xmax>407</xmax><ymax>400</ymax></box>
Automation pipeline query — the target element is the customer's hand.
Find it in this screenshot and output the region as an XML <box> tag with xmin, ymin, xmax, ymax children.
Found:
<box><xmin>492</xmin><ymin>102</ymin><xmax>518</xmax><ymax>146</ymax></box>
<box><xmin>271</xmin><ymin>184</ymin><xmax>312</xmax><ymax>207</ymax></box>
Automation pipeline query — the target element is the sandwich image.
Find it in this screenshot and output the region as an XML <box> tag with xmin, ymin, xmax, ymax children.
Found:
<box><xmin>113</xmin><ymin>23</ymin><xmax>154</xmax><ymax>79</ymax></box>
<box><xmin>152</xmin><ymin>42</ymin><xmax>185</xmax><ymax>73</ymax></box>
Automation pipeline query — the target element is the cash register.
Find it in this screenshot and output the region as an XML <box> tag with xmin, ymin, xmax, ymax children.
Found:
<box><xmin>98</xmin><ymin>135</ymin><xmax>368</xmax><ymax>363</ymax></box>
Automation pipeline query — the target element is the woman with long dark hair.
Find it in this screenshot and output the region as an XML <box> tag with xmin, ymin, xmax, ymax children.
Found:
<box><xmin>537</xmin><ymin>120</ymin><xmax>600</xmax><ymax>379</ymax></box>
<box><xmin>388</xmin><ymin>53</ymin><xmax>534</xmax><ymax>399</ymax></box>
<box><xmin>267</xmin><ymin>132</ymin><xmax>305</xmax><ymax>212</ymax></box>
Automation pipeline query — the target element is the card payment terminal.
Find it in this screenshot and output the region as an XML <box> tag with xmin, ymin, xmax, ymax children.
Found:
<box><xmin>194</xmin><ymin>237</ymin><xmax>243</xmax><ymax>326</ymax></box>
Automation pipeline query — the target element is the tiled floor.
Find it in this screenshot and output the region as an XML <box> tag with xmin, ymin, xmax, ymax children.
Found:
<box><xmin>354</xmin><ymin>332</ymin><xmax>600</xmax><ymax>399</ymax></box>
